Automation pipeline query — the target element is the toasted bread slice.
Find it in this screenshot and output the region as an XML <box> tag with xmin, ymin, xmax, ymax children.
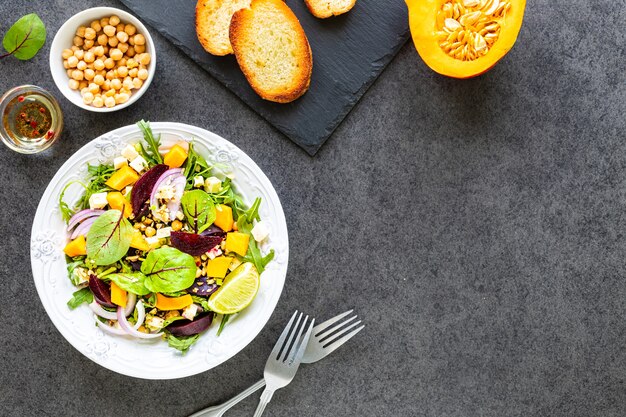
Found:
<box><xmin>304</xmin><ymin>0</ymin><xmax>356</xmax><ymax>18</ymax></box>
<box><xmin>229</xmin><ymin>0</ymin><xmax>313</xmax><ymax>103</ymax></box>
<box><xmin>196</xmin><ymin>0</ymin><xmax>251</xmax><ymax>56</ymax></box>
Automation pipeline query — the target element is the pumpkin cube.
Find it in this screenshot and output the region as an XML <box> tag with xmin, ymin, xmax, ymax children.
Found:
<box><xmin>225</xmin><ymin>232</ymin><xmax>250</xmax><ymax>256</ymax></box>
<box><xmin>130</xmin><ymin>228</ymin><xmax>150</xmax><ymax>251</ymax></box>
<box><xmin>163</xmin><ymin>144</ymin><xmax>188</xmax><ymax>168</ymax></box>
<box><xmin>105</xmin><ymin>164</ymin><xmax>140</xmax><ymax>191</ymax></box>
<box><xmin>214</xmin><ymin>204</ymin><xmax>233</xmax><ymax>231</ymax></box>
<box><xmin>206</xmin><ymin>256</ymin><xmax>233</xmax><ymax>278</ymax></box>
<box><xmin>111</xmin><ymin>281</ymin><xmax>127</xmax><ymax>307</ymax></box>
<box><xmin>106</xmin><ymin>192</ymin><xmax>132</xmax><ymax>218</ymax></box>
<box><xmin>155</xmin><ymin>293</ymin><xmax>193</xmax><ymax>310</ymax></box>
<box><xmin>64</xmin><ymin>235</ymin><xmax>87</xmax><ymax>257</ymax></box>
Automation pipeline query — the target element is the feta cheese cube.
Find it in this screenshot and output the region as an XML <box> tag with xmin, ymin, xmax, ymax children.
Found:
<box><xmin>251</xmin><ymin>221</ymin><xmax>270</xmax><ymax>242</ymax></box>
<box><xmin>129</xmin><ymin>155</ymin><xmax>148</xmax><ymax>173</ymax></box>
<box><xmin>176</xmin><ymin>211</ymin><xmax>184</xmax><ymax>221</ymax></box>
<box><xmin>89</xmin><ymin>192</ymin><xmax>108</xmax><ymax>209</ymax></box>
<box><xmin>193</xmin><ymin>176</ymin><xmax>204</xmax><ymax>188</ymax></box>
<box><xmin>121</xmin><ymin>144</ymin><xmax>139</xmax><ymax>161</ymax></box>
<box><xmin>113</xmin><ymin>156</ymin><xmax>127</xmax><ymax>170</ymax></box>
<box><xmin>207</xmin><ymin>247</ymin><xmax>222</xmax><ymax>260</ymax></box>
<box><xmin>182</xmin><ymin>304</ymin><xmax>199</xmax><ymax>321</ymax></box>
<box><xmin>204</xmin><ymin>176</ymin><xmax>222</xmax><ymax>193</ymax></box>
<box><xmin>156</xmin><ymin>227</ymin><xmax>172</xmax><ymax>239</ymax></box>
<box><xmin>228</xmin><ymin>257</ymin><xmax>242</xmax><ymax>271</ymax></box>
<box><xmin>145</xmin><ymin>316</ymin><xmax>164</xmax><ymax>330</ymax></box>
<box><xmin>145</xmin><ymin>236</ymin><xmax>161</xmax><ymax>246</ymax></box>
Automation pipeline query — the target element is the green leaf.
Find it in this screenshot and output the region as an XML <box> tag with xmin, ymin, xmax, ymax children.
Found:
<box><xmin>2</xmin><ymin>13</ymin><xmax>46</xmax><ymax>60</ymax></box>
<box><xmin>76</xmin><ymin>164</ymin><xmax>114</xmax><ymax>211</ymax></box>
<box><xmin>163</xmin><ymin>315</ymin><xmax>187</xmax><ymax>327</ymax></box>
<box><xmin>217</xmin><ymin>314</ymin><xmax>230</xmax><ymax>336</ymax></box>
<box><xmin>141</xmin><ymin>247</ymin><xmax>197</xmax><ymax>293</ymax></box>
<box><xmin>165</xmin><ymin>333</ymin><xmax>199</xmax><ymax>354</ymax></box>
<box><xmin>181</xmin><ymin>190</ymin><xmax>216</xmax><ymax>233</ymax></box>
<box><xmin>137</xmin><ymin>120</ymin><xmax>163</xmax><ymax>165</ymax></box>
<box><xmin>236</xmin><ymin>198</ymin><xmax>273</xmax><ymax>273</ymax></box>
<box><xmin>190</xmin><ymin>295</ymin><xmax>211</xmax><ymax>311</ymax></box>
<box><xmin>86</xmin><ymin>210</ymin><xmax>133</xmax><ymax>266</ymax></box>
<box><xmin>183</xmin><ymin>142</ymin><xmax>211</xmax><ymax>189</ymax></box>
<box><xmin>67</xmin><ymin>287</ymin><xmax>93</xmax><ymax>309</ymax></box>
<box><xmin>107</xmin><ymin>272</ymin><xmax>150</xmax><ymax>296</ymax></box>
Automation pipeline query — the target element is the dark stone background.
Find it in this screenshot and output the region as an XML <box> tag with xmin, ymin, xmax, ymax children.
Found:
<box><xmin>1</xmin><ymin>0</ymin><xmax>625</xmax><ymax>416</ymax></box>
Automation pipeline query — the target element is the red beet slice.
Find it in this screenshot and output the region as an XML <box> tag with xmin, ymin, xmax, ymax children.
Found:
<box><xmin>131</xmin><ymin>164</ymin><xmax>169</xmax><ymax>218</ymax></box>
<box><xmin>170</xmin><ymin>231</ymin><xmax>223</xmax><ymax>256</ymax></box>
<box><xmin>186</xmin><ymin>277</ymin><xmax>219</xmax><ymax>296</ymax></box>
<box><xmin>200</xmin><ymin>225</ymin><xmax>226</xmax><ymax>238</ymax></box>
<box><xmin>166</xmin><ymin>312</ymin><xmax>214</xmax><ymax>336</ymax></box>
<box><xmin>88</xmin><ymin>274</ymin><xmax>115</xmax><ymax>308</ymax></box>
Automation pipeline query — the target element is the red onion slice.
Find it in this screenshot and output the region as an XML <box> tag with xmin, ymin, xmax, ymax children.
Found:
<box><xmin>70</xmin><ymin>216</ymin><xmax>97</xmax><ymax>239</ymax></box>
<box><xmin>133</xmin><ymin>300</ymin><xmax>146</xmax><ymax>330</ymax></box>
<box><xmin>117</xmin><ymin>304</ymin><xmax>162</xmax><ymax>339</ymax></box>
<box><xmin>149</xmin><ymin>168</ymin><xmax>185</xmax><ymax>220</ymax></box>
<box><xmin>124</xmin><ymin>293</ymin><xmax>137</xmax><ymax>317</ymax></box>
<box><xmin>96</xmin><ymin>320</ymin><xmax>128</xmax><ymax>336</ymax></box>
<box><xmin>68</xmin><ymin>209</ymin><xmax>105</xmax><ymax>231</ymax></box>
<box><xmin>89</xmin><ymin>302</ymin><xmax>118</xmax><ymax>320</ymax></box>
<box><xmin>166</xmin><ymin>176</ymin><xmax>187</xmax><ymax>219</ymax></box>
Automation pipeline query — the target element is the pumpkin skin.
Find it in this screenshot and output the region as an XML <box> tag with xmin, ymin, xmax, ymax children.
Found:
<box><xmin>406</xmin><ymin>0</ymin><xmax>526</xmax><ymax>78</ymax></box>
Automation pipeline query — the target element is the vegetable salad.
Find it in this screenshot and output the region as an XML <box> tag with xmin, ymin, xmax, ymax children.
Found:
<box><xmin>60</xmin><ymin>120</ymin><xmax>274</xmax><ymax>353</ymax></box>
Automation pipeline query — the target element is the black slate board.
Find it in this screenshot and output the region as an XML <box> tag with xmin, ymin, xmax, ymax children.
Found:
<box><xmin>119</xmin><ymin>0</ymin><xmax>409</xmax><ymax>155</ymax></box>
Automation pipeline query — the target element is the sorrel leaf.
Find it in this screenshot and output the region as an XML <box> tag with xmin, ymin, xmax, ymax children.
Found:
<box><xmin>86</xmin><ymin>210</ymin><xmax>133</xmax><ymax>265</ymax></box>
<box><xmin>141</xmin><ymin>247</ymin><xmax>196</xmax><ymax>293</ymax></box>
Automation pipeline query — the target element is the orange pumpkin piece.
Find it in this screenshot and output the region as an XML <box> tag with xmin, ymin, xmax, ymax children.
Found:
<box><xmin>111</xmin><ymin>281</ymin><xmax>127</xmax><ymax>307</ymax></box>
<box><xmin>406</xmin><ymin>0</ymin><xmax>526</xmax><ymax>78</ymax></box>
<box><xmin>105</xmin><ymin>165</ymin><xmax>140</xmax><ymax>191</ymax></box>
<box><xmin>64</xmin><ymin>235</ymin><xmax>87</xmax><ymax>257</ymax></box>
<box><xmin>106</xmin><ymin>192</ymin><xmax>132</xmax><ymax>218</ymax></box>
<box><xmin>163</xmin><ymin>144</ymin><xmax>189</xmax><ymax>168</ymax></box>
<box><xmin>155</xmin><ymin>293</ymin><xmax>193</xmax><ymax>311</ymax></box>
<box><xmin>214</xmin><ymin>204</ymin><xmax>234</xmax><ymax>231</ymax></box>
<box><xmin>206</xmin><ymin>256</ymin><xmax>233</xmax><ymax>278</ymax></box>
<box><xmin>225</xmin><ymin>232</ymin><xmax>250</xmax><ymax>256</ymax></box>
<box><xmin>130</xmin><ymin>228</ymin><xmax>150</xmax><ymax>251</ymax></box>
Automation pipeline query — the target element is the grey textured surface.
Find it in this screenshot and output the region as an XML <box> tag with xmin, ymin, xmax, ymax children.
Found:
<box><xmin>2</xmin><ymin>0</ymin><xmax>626</xmax><ymax>416</ymax></box>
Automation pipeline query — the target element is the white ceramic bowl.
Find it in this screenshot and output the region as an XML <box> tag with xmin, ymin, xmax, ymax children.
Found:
<box><xmin>49</xmin><ymin>7</ymin><xmax>156</xmax><ymax>112</ymax></box>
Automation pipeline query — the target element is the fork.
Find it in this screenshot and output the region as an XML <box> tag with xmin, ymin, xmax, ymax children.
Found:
<box><xmin>253</xmin><ymin>311</ymin><xmax>314</xmax><ymax>417</ymax></box>
<box><xmin>189</xmin><ymin>310</ymin><xmax>364</xmax><ymax>417</ymax></box>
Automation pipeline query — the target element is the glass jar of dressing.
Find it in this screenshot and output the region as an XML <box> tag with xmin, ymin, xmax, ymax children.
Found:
<box><xmin>0</xmin><ymin>85</ymin><xmax>63</xmax><ymax>154</ymax></box>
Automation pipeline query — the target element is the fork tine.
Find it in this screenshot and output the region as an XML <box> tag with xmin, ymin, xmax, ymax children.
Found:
<box><xmin>319</xmin><ymin>319</ymin><xmax>362</xmax><ymax>343</ymax></box>
<box><xmin>279</xmin><ymin>312</ymin><xmax>303</xmax><ymax>361</ymax></box>
<box><xmin>313</xmin><ymin>310</ymin><xmax>353</xmax><ymax>337</ymax></box>
<box><xmin>316</xmin><ymin>315</ymin><xmax>358</xmax><ymax>340</ymax></box>
<box><xmin>282</xmin><ymin>315</ymin><xmax>307</xmax><ymax>362</ymax></box>
<box><xmin>271</xmin><ymin>310</ymin><xmax>298</xmax><ymax>359</ymax></box>
<box><xmin>322</xmin><ymin>325</ymin><xmax>364</xmax><ymax>354</ymax></box>
<box><xmin>293</xmin><ymin>318</ymin><xmax>315</xmax><ymax>364</ymax></box>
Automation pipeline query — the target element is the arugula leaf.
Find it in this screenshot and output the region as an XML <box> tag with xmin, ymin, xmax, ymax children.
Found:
<box><xmin>76</xmin><ymin>164</ymin><xmax>114</xmax><ymax>211</ymax></box>
<box><xmin>183</xmin><ymin>142</ymin><xmax>212</xmax><ymax>190</ymax></box>
<box><xmin>181</xmin><ymin>190</ymin><xmax>216</xmax><ymax>233</ymax></box>
<box><xmin>67</xmin><ymin>287</ymin><xmax>93</xmax><ymax>309</ymax></box>
<box><xmin>107</xmin><ymin>272</ymin><xmax>150</xmax><ymax>295</ymax></box>
<box><xmin>86</xmin><ymin>210</ymin><xmax>133</xmax><ymax>265</ymax></box>
<box><xmin>190</xmin><ymin>295</ymin><xmax>211</xmax><ymax>311</ymax></box>
<box><xmin>137</xmin><ymin>120</ymin><xmax>163</xmax><ymax>165</ymax></box>
<box><xmin>1</xmin><ymin>14</ymin><xmax>46</xmax><ymax>61</ymax></box>
<box><xmin>209</xmin><ymin>177</ymin><xmax>246</xmax><ymax>219</ymax></box>
<box><xmin>217</xmin><ymin>314</ymin><xmax>230</xmax><ymax>336</ymax></box>
<box><xmin>141</xmin><ymin>247</ymin><xmax>197</xmax><ymax>293</ymax></box>
<box><xmin>163</xmin><ymin>315</ymin><xmax>187</xmax><ymax>327</ymax></box>
<box><xmin>235</xmin><ymin>198</ymin><xmax>273</xmax><ymax>273</ymax></box>
<box><xmin>165</xmin><ymin>333</ymin><xmax>200</xmax><ymax>354</ymax></box>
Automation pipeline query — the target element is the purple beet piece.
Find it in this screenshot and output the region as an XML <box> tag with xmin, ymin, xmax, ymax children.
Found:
<box><xmin>166</xmin><ymin>312</ymin><xmax>214</xmax><ymax>336</ymax></box>
<box><xmin>186</xmin><ymin>277</ymin><xmax>219</xmax><ymax>296</ymax></box>
<box><xmin>200</xmin><ymin>225</ymin><xmax>226</xmax><ymax>238</ymax></box>
<box><xmin>88</xmin><ymin>274</ymin><xmax>115</xmax><ymax>308</ymax></box>
<box><xmin>131</xmin><ymin>164</ymin><xmax>169</xmax><ymax>217</ymax></box>
<box><xmin>170</xmin><ymin>231</ymin><xmax>223</xmax><ymax>256</ymax></box>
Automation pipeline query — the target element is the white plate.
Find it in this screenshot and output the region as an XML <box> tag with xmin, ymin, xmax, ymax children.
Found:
<box><xmin>30</xmin><ymin>122</ymin><xmax>288</xmax><ymax>379</ymax></box>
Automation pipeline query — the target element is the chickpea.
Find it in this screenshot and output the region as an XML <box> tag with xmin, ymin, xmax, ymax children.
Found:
<box><xmin>117</xmin><ymin>93</ymin><xmax>130</xmax><ymax>104</ymax></box>
<box><xmin>92</xmin><ymin>95</ymin><xmax>104</xmax><ymax>108</ymax></box>
<box><xmin>93</xmin><ymin>59</ymin><xmax>105</xmax><ymax>71</ymax></box>
<box><xmin>133</xmin><ymin>34</ymin><xmax>145</xmax><ymax>46</ymax></box>
<box><xmin>118</xmin><ymin>57</ymin><xmax>127</xmax><ymax>67</ymax></box>
<box><xmin>86</xmin><ymin>62</ymin><xmax>94</xmax><ymax>70</ymax></box>
<box><xmin>62</xmin><ymin>49</ymin><xmax>73</xmax><ymax>59</ymax></box>
<box><xmin>145</xmin><ymin>226</ymin><xmax>156</xmax><ymax>237</ymax></box>
<box><xmin>84</xmin><ymin>69</ymin><xmax>95</xmax><ymax>81</ymax></box>
<box><xmin>109</xmin><ymin>15</ymin><xmax>121</xmax><ymax>26</ymax></box>
<box><xmin>73</xmin><ymin>49</ymin><xmax>84</xmax><ymax>59</ymax></box>
<box><xmin>71</xmin><ymin>70</ymin><xmax>84</xmax><ymax>81</ymax></box>
<box><xmin>96</xmin><ymin>69</ymin><xmax>106</xmax><ymax>77</ymax></box>
<box><xmin>138</xmin><ymin>53</ymin><xmax>151</xmax><ymax>66</ymax></box>
<box><xmin>111</xmin><ymin>78</ymin><xmax>122</xmax><ymax>90</ymax></box>
<box><xmin>82</xmin><ymin>92</ymin><xmax>95</xmax><ymax>104</ymax></box>
<box><xmin>77</xmin><ymin>61</ymin><xmax>87</xmax><ymax>71</ymax></box>
<box><xmin>66</xmin><ymin>69</ymin><xmax>73</xmax><ymax>78</ymax></box>
<box><xmin>67</xmin><ymin>56</ymin><xmax>78</xmax><ymax>68</ymax></box>
<box><xmin>105</xmin><ymin>70</ymin><xmax>115</xmax><ymax>80</ymax></box>
<box><xmin>76</xmin><ymin>26</ymin><xmax>86</xmax><ymax>37</ymax></box>
<box><xmin>93</xmin><ymin>46</ymin><xmax>105</xmax><ymax>57</ymax></box>
<box><xmin>108</xmin><ymin>36</ymin><xmax>119</xmax><ymax>47</ymax></box>
<box><xmin>134</xmin><ymin>44</ymin><xmax>145</xmax><ymax>54</ymax></box>
<box><xmin>117</xmin><ymin>66</ymin><xmax>128</xmax><ymax>78</ymax></box>
<box><xmin>103</xmin><ymin>46</ymin><xmax>109</xmax><ymax>55</ymax></box>
<box><xmin>110</xmin><ymin>48</ymin><xmax>123</xmax><ymax>61</ymax></box>
<box><xmin>80</xmin><ymin>87</ymin><xmax>89</xmax><ymax>96</ymax></box>
<box><xmin>94</xmin><ymin>74</ymin><xmax>105</xmax><ymax>86</ymax></box>
<box><xmin>84</xmin><ymin>51</ymin><xmax>95</xmax><ymax>63</ymax></box>
<box><xmin>100</xmin><ymin>17</ymin><xmax>110</xmax><ymax>27</ymax></box>
<box><xmin>119</xmin><ymin>88</ymin><xmax>131</xmax><ymax>96</ymax></box>
<box><xmin>83</xmin><ymin>39</ymin><xmax>94</xmax><ymax>49</ymax></box>
<box><xmin>105</xmin><ymin>96</ymin><xmax>116</xmax><ymax>108</ymax></box>
<box><xmin>103</xmin><ymin>25</ymin><xmax>116</xmax><ymax>37</ymax></box>
<box><xmin>102</xmin><ymin>80</ymin><xmax>111</xmax><ymax>91</ymax></box>
<box><xmin>126</xmin><ymin>58</ymin><xmax>138</xmax><ymax>69</ymax></box>
<box><xmin>84</xmin><ymin>27</ymin><xmax>96</xmax><ymax>40</ymax></box>
<box><xmin>71</xmin><ymin>45</ymin><xmax>80</xmax><ymax>52</ymax></box>
<box><xmin>96</xmin><ymin>34</ymin><xmax>107</xmax><ymax>47</ymax></box>
<box><xmin>104</xmin><ymin>58</ymin><xmax>115</xmax><ymax>69</ymax></box>
<box><xmin>171</xmin><ymin>220</ymin><xmax>183</xmax><ymax>232</ymax></box>
<box><xmin>128</xmin><ymin>36</ymin><xmax>135</xmax><ymax>46</ymax></box>
<box><xmin>137</xmin><ymin>68</ymin><xmax>148</xmax><ymax>81</ymax></box>
<box><xmin>117</xmin><ymin>42</ymin><xmax>129</xmax><ymax>54</ymax></box>
<box><xmin>125</xmin><ymin>46</ymin><xmax>135</xmax><ymax>57</ymax></box>
<box><xmin>117</xmin><ymin>23</ymin><xmax>126</xmax><ymax>33</ymax></box>
<box><xmin>68</xmin><ymin>79</ymin><xmax>79</xmax><ymax>90</ymax></box>
<box><xmin>63</xmin><ymin>60</ymin><xmax>69</xmax><ymax>69</ymax></box>
<box><xmin>79</xmin><ymin>80</ymin><xmax>88</xmax><ymax>89</ymax></box>
<box><xmin>124</xmin><ymin>24</ymin><xmax>137</xmax><ymax>36</ymax></box>
<box><xmin>73</xmin><ymin>36</ymin><xmax>84</xmax><ymax>47</ymax></box>
<box><xmin>90</xmin><ymin>20</ymin><xmax>102</xmax><ymax>32</ymax></box>
<box><xmin>88</xmin><ymin>83</ymin><xmax>100</xmax><ymax>94</ymax></box>
<box><xmin>132</xmin><ymin>78</ymin><xmax>143</xmax><ymax>89</ymax></box>
<box><xmin>122</xmin><ymin>78</ymin><xmax>134</xmax><ymax>91</ymax></box>
<box><xmin>128</xmin><ymin>68</ymin><xmax>138</xmax><ymax>78</ymax></box>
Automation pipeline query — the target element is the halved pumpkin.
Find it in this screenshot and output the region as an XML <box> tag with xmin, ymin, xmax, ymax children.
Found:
<box><xmin>406</xmin><ymin>0</ymin><xmax>526</xmax><ymax>78</ymax></box>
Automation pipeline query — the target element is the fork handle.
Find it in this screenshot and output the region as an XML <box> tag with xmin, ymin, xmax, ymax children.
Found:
<box><xmin>253</xmin><ymin>387</ymin><xmax>275</xmax><ymax>417</ymax></box>
<box><xmin>189</xmin><ymin>379</ymin><xmax>266</xmax><ymax>417</ymax></box>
